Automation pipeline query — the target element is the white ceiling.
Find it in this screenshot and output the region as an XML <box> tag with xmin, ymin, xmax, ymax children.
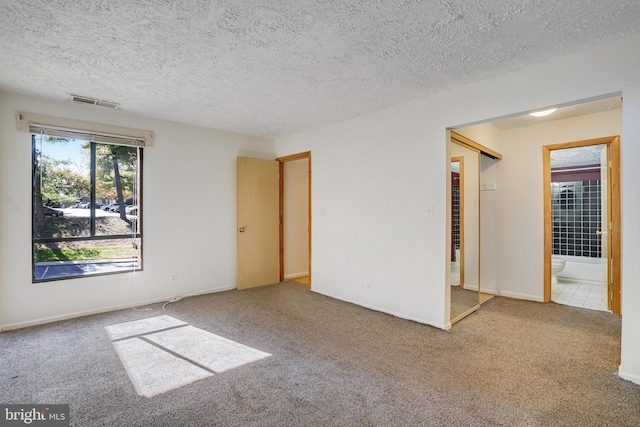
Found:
<box><xmin>0</xmin><ymin>1</ymin><xmax>638</xmax><ymax>138</ymax></box>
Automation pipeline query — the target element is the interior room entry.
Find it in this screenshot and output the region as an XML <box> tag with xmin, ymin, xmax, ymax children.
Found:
<box><xmin>277</xmin><ymin>152</ymin><xmax>311</xmax><ymax>286</ymax></box>
<box><xmin>236</xmin><ymin>153</ymin><xmax>311</xmax><ymax>290</ymax></box>
<box><xmin>281</xmin><ymin>157</ymin><xmax>310</xmax><ymax>283</ymax></box>
<box><xmin>543</xmin><ymin>136</ymin><xmax>620</xmax><ymax>314</ymax></box>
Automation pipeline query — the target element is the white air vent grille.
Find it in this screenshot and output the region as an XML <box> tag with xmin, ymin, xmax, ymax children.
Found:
<box><xmin>69</xmin><ymin>94</ymin><xmax>120</xmax><ymax>109</ymax></box>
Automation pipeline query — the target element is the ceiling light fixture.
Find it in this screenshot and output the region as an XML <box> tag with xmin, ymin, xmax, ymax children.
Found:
<box><xmin>529</xmin><ymin>108</ymin><xmax>557</xmax><ymax>117</ymax></box>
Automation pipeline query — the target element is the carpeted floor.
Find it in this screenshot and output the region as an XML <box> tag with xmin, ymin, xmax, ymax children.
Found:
<box><xmin>1</xmin><ymin>281</ymin><xmax>639</xmax><ymax>426</ymax></box>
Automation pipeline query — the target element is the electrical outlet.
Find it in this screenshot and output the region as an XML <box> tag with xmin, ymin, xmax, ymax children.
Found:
<box><xmin>169</xmin><ymin>273</ymin><xmax>177</xmax><ymax>283</ymax></box>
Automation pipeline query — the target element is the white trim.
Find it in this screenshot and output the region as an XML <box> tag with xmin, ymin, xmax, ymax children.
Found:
<box><xmin>619</xmin><ymin>368</ymin><xmax>640</xmax><ymax>386</ymax></box>
<box><xmin>497</xmin><ymin>291</ymin><xmax>545</xmax><ymax>302</ymax></box>
<box><xmin>0</xmin><ymin>285</ymin><xmax>235</xmax><ymax>332</ymax></box>
<box><xmin>311</xmin><ymin>289</ymin><xmax>447</xmax><ymax>330</ymax></box>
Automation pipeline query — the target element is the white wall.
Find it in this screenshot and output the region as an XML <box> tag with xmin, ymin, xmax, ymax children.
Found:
<box><xmin>283</xmin><ymin>158</ymin><xmax>309</xmax><ymax>279</ymax></box>
<box><xmin>277</xmin><ymin>103</ymin><xmax>444</xmax><ymax>326</ymax></box>
<box><xmin>276</xmin><ymin>34</ymin><xmax>640</xmax><ymax>384</ymax></box>
<box><xmin>0</xmin><ymin>91</ymin><xmax>274</xmax><ymax>330</ymax></box>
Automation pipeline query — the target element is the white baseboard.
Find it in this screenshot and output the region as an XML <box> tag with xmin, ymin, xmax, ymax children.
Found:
<box><xmin>497</xmin><ymin>290</ymin><xmax>544</xmax><ymax>302</ymax></box>
<box><xmin>0</xmin><ymin>284</ymin><xmax>236</xmax><ymax>332</ymax></box>
<box><xmin>619</xmin><ymin>367</ymin><xmax>640</xmax><ymax>386</ymax></box>
<box><xmin>311</xmin><ymin>289</ymin><xmax>448</xmax><ymax>330</ymax></box>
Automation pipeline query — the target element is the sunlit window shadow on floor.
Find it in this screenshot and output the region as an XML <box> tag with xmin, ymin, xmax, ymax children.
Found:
<box><xmin>105</xmin><ymin>315</ymin><xmax>271</xmax><ymax>398</ymax></box>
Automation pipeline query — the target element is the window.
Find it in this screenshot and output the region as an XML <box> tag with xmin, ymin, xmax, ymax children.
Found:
<box><xmin>551</xmin><ymin>181</ymin><xmax>601</xmax><ymax>258</ymax></box>
<box><xmin>29</xmin><ymin>119</ymin><xmax>146</xmax><ymax>282</ymax></box>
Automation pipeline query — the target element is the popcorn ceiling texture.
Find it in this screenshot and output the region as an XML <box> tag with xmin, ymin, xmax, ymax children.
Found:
<box><xmin>0</xmin><ymin>0</ymin><xmax>638</xmax><ymax>137</ymax></box>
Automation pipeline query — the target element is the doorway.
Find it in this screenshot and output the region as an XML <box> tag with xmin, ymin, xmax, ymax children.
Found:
<box><xmin>543</xmin><ymin>136</ymin><xmax>620</xmax><ymax>314</ymax></box>
<box><xmin>277</xmin><ymin>152</ymin><xmax>312</xmax><ymax>287</ymax></box>
<box><xmin>236</xmin><ymin>153</ymin><xmax>311</xmax><ymax>290</ymax></box>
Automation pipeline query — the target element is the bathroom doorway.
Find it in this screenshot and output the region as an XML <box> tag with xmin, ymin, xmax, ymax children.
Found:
<box><xmin>543</xmin><ymin>136</ymin><xmax>620</xmax><ymax>314</ymax></box>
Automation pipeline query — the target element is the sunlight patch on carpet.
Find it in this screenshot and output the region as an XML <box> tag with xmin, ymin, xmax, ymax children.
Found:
<box><xmin>106</xmin><ymin>315</ymin><xmax>271</xmax><ymax>398</ymax></box>
<box><xmin>145</xmin><ymin>325</ymin><xmax>271</xmax><ymax>373</ymax></box>
<box><xmin>105</xmin><ymin>315</ymin><xmax>187</xmax><ymax>340</ymax></box>
<box><xmin>112</xmin><ymin>338</ymin><xmax>212</xmax><ymax>398</ymax></box>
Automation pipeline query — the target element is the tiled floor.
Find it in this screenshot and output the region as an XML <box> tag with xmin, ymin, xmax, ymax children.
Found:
<box><xmin>552</xmin><ymin>278</ymin><xmax>609</xmax><ymax>312</ymax></box>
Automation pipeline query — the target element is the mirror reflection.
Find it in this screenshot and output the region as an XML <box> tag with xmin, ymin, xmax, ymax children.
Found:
<box><xmin>450</xmin><ymin>144</ymin><xmax>480</xmax><ymax>322</ymax></box>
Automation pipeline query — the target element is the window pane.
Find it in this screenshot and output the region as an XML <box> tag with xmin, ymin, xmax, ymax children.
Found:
<box><xmin>33</xmin><ymin>136</ymin><xmax>91</xmax><ymax>238</ymax></box>
<box><xmin>33</xmin><ymin>238</ymin><xmax>141</xmax><ymax>280</ymax></box>
<box><xmin>95</xmin><ymin>144</ymin><xmax>140</xmax><ymax>237</ymax></box>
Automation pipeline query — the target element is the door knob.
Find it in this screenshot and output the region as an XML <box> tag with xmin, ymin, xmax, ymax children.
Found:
<box><xmin>238</xmin><ymin>227</ymin><xmax>245</xmax><ymax>233</ymax></box>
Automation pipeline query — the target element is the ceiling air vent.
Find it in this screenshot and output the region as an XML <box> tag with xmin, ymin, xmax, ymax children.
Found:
<box><xmin>69</xmin><ymin>94</ymin><xmax>120</xmax><ymax>110</ymax></box>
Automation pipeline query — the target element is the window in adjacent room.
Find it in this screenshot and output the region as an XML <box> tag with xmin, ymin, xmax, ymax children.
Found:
<box><xmin>31</xmin><ymin>130</ymin><xmax>143</xmax><ymax>282</ymax></box>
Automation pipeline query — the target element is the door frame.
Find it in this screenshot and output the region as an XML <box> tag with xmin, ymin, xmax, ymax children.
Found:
<box><xmin>542</xmin><ymin>136</ymin><xmax>620</xmax><ymax>314</ymax></box>
<box><xmin>276</xmin><ymin>151</ymin><xmax>312</xmax><ymax>286</ymax></box>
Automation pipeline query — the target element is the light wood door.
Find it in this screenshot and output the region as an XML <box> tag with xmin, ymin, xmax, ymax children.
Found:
<box><xmin>237</xmin><ymin>157</ymin><xmax>280</xmax><ymax>289</ymax></box>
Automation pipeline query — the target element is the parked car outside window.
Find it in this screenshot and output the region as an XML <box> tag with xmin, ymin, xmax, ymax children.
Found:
<box><xmin>43</xmin><ymin>206</ymin><xmax>64</xmax><ymax>217</ymax></box>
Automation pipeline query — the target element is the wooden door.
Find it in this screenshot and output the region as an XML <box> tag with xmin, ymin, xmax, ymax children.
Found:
<box><xmin>237</xmin><ymin>157</ymin><xmax>280</xmax><ymax>289</ymax></box>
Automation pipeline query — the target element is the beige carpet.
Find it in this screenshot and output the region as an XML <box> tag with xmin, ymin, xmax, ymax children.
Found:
<box><xmin>106</xmin><ymin>316</ymin><xmax>271</xmax><ymax>397</ymax></box>
<box><xmin>1</xmin><ymin>281</ymin><xmax>638</xmax><ymax>426</ymax></box>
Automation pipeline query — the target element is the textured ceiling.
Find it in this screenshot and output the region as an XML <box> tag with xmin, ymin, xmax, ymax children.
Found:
<box><xmin>550</xmin><ymin>144</ymin><xmax>605</xmax><ymax>169</ymax></box>
<box><xmin>0</xmin><ymin>1</ymin><xmax>638</xmax><ymax>138</ymax></box>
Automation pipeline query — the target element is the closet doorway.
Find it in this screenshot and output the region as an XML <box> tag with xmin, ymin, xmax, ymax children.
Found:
<box><xmin>449</xmin><ymin>132</ymin><xmax>501</xmax><ymax>324</ymax></box>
